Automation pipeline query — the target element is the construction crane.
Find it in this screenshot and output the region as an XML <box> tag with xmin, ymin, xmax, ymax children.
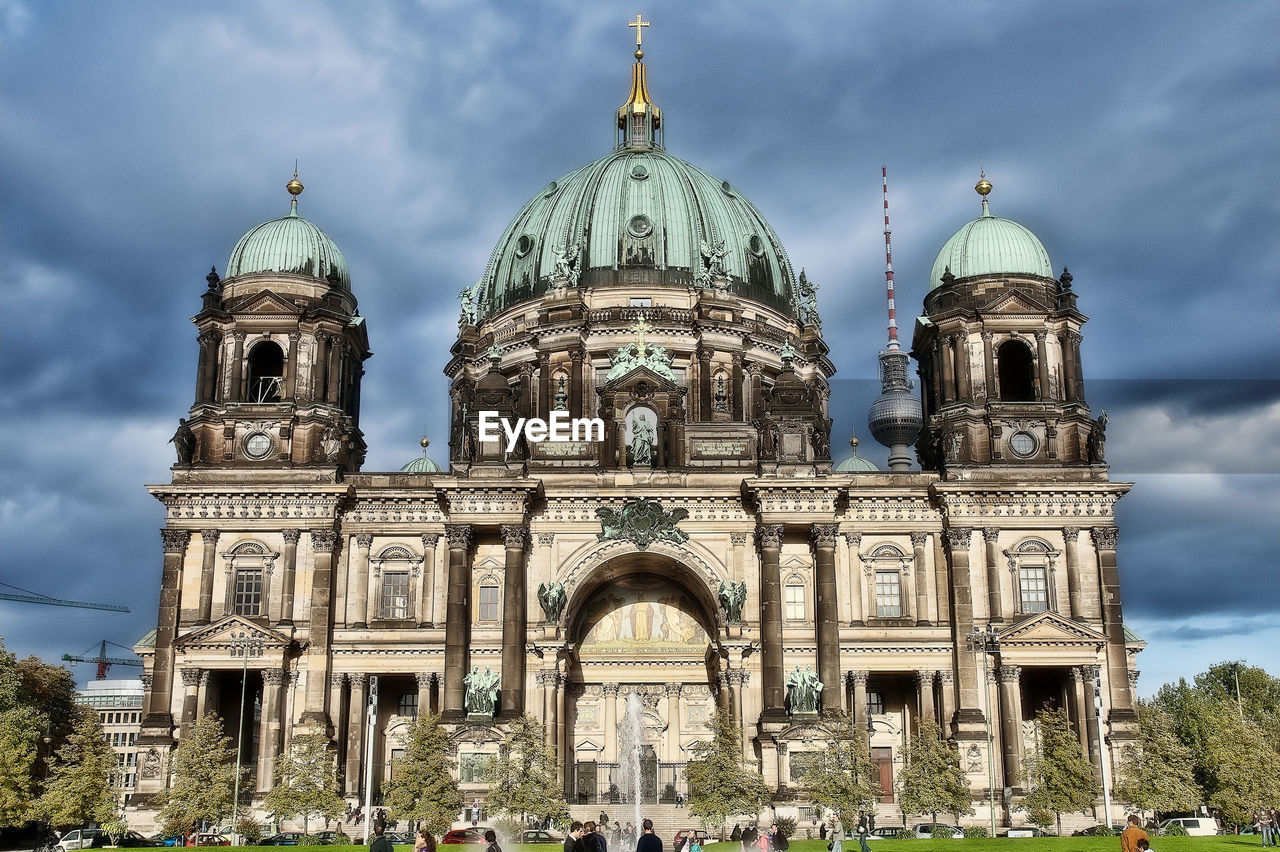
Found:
<box><xmin>0</xmin><ymin>581</ymin><xmax>129</xmax><ymax>613</ymax></box>
<box><xmin>62</xmin><ymin>640</ymin><xmax>143</xmax><ymax>680</ymax></box>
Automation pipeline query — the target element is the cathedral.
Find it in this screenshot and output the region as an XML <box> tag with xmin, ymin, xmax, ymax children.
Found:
<box><xmin>131</xmin><ymin>25</ymin><xmax>1141</xmax><ymax>831</ymax></box>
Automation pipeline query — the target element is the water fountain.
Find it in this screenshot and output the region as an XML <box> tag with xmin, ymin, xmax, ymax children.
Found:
<box><xmin>617</xmin><ymin>691</ymin><xmax>645</xmax><ymax>834</ymax></box>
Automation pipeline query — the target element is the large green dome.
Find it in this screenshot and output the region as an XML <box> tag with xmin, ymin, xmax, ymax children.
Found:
<box><xmin>226</xmin><ymin>202</ymin><xmax>351</xmax><ymax>291</ymax></box>
<box><xmin>929</xmin><ymin>198</ymin><xmax>1052</xmax><ymax>289</ymax></box>
<box><xmin>479</xmin><ymin>147</ymin><xmax>798</xmax><ymax>318</ymax></box>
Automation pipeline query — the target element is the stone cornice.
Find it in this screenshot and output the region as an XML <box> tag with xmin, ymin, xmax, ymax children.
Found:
<box><xmin>436</xmin><ymin>482</ymin><xmax>542</xmax><ymax>523</ymax></box>
<box><xmin>743</xmin><ymin>480</ymin><xmax>843</xmax><ymax>523</ymax></box>
<box><xmin>931</xmin><ymin>482</ymin><xmax>1130</xmax><ymax>522</ymax></box>
<box><xmin>149</xmin><ymin>485</ymin><xmax>347</xmax><ymax>523</ymax></box>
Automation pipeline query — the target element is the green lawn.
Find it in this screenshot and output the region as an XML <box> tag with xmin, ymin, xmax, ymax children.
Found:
<box><xmin>275</xmin><ymin>839</ymin><xmax>1267</xmax><ymax>852</ymax></box>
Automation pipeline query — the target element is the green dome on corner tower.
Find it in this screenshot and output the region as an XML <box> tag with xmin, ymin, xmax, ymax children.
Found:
<box><xmin>474</xmin><ymin>42</ymin><xmax>798</xmax><ymax>320</ymax></box>
<box><xmin>928</xmin><ymin>177</ymin><xmax>1053</xmax><ymax>289</ymax></box>
<box><xmin>225</xmin><ymin>179</ymin><xmax>351</xmax><ymax>291</ymax></box>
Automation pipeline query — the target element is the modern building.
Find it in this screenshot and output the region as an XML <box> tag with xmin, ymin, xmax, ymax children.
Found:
<box><xmin>132</xmin><ymin>30</ymin><xmax>1141</xmax><ymax>832</ymax></box>
<box><xmin>76</xmin><ymin>679</ymin><xmax>144</xmax><ymax>803</ymax></box>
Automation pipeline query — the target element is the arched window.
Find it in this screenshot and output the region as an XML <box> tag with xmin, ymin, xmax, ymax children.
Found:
<box><xmin>997</xmin><ymin>339</ymin><xmax>1036</xmax><ymax>401</ymax></box>
<box><xmin>246</xmin><ymin>341</ymin><xmax>285</xmax><ymax>403</ymax></box>
<box><xmin>1007</xmin><ymin>538</ymin><xmax>1058</xmax><ymax>614</ymax></box>
<box><xmin>784</xmin><ymin>575</ymin><xmax>806</xmax><ymax>620</ymax></box>
<box><xmin>862</xmin><ymin>543</ymin><xmax>911</xmax><ymax>620</ymax></box>
<box><xmin>372</xmin><ymin>545</ymin><xmax>421</xmax><ymax>622</ymax></box>
<box><xmin>477</xmin><ymin>579</ymin><xmax>501</xmax><ymax>622</ymax></box>
<box><xmin>224</xmin><ymin>540</ymin><xmax>274</xmax><ymax>618</ymax></box>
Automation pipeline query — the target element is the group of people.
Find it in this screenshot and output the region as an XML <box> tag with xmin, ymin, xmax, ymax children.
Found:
<box><xmin>1255</xmin><ymin>810</ymin><xmax>1280</xmax><ymax>847</ymax></box>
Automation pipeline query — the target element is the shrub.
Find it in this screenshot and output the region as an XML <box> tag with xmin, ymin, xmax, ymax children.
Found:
<box><xmin>929</xmin><ymin>825</ymin><xmax>953</xmax><ymax>838</ymax></box>
<box><xmin>962</xmin><ymin>826</ymin><xmax>989</xmax><ymax>838</ymax></box>
<box><xmin>493</xmin><ymin>817</ymin><xmax>524</xmax><ymax>843</ymax></box>
<box><xmin>1083</xmin><ymin>824</ymin><xmax>1116</xmax><ymax>836</ymax></box>
<box><xmin>235</xmin><ymin>816</ymin><xmax>263</xmax><ymax>844</ymax></box>
<box><xmin>894</xmin><ymin>829</ymin><xmax>914</xmax><ymax>839</ymax></box>
<box><xmin>1162</xmin><ymin>823</ymin><xmax>1189</xmax><ymax>836</ymax></box>
<box><xmin>774</xmin><ymin>816</ymin><xmax>797</xmax><ymax>839</ymax></box>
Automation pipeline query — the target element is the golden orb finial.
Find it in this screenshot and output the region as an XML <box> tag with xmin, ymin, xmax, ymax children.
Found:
<box><xmin>419</xmin><ymin>436</ymin><xmax>430</xmax><ymax>450</ymax></box>
<box><xmin>975</xmin><ymin>171</ymin><xmax>992</xmax><ymax>197</ymax></box>
<box><xmin>635</xmin><ymin>48</ymin><xmax>644</xmax><ymax>60</ymax></box>
<box><xmin>850</xmin><ymin>435</ymin><xmax>860</xmax><ymax>450</ymax></box>
<box><xmin>287</xmin><ymin>160</ymin><xmax>304</xmax><ymax>197</ymax></box>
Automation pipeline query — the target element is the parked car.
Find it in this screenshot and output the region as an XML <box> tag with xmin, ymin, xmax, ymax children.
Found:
<box><xmin>56</xmin><ymin>830</ymin><xmax>103</xmax><ymax>852</ymax></box>
<box><xmin>192</xmin><ymin>835</ymin><xmax>230</xmax><ymax>847</ymax></box>
<box><xmin>148</xmin><ymin>835</ymin><xmax>180</xmax><ymax>848</ymax></box>
<box><xmin>520</xmin><ymin>831</ymin><xmax>564</xmax><ymax>844</ymax></box>
<box><xmin>866</xmin><ymin>827</ymin><xmax>901</xmax><ymax>841</ymax></box>
<box><xmin>441</xmin><ymin>828</ymin><xmax>490</xmax><ymax>845</ymax></box>
<box><xmin>1071</xmin><ymin>824</ymin><xmax>1126</xmax><ymax>837</ymax></box>
<box><xmin>258</xmin><ymin>834</ymin><xmax>304</xmax><ymax>846</ymax></box>
<box><xmin>1160</xmin><ymin>817</ymin><xmax>1219</xmax><ymax>836</ymax></box>
<box><xmin>114</xmin><ymin>832</ymin><xmax>166</xmax><ymax>848</ymax></box>
<box><xmin>1003</xmin><ymin>828</ymin><xmax>1049</xmax><ymax>838</ymax></box>
<box><xmin>384</xmin><ymin>832</ymin><xmax>414</xmax><ymax>845</ymax></box>
<box><xmin>911</xmin><ymin>824</ymin><xmax>964</xmax><ymax>839</ymax></box>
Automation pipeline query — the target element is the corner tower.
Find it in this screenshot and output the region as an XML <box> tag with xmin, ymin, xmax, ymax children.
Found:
<box><xmin>912</xmin><ymin>176</ymin><xmax>1098</xmax><ymax>470</ymax></box>
<box><xmin>179</xmin><ymin>174</ymin><xmax>370</xmax><ymax>476</ymax></box>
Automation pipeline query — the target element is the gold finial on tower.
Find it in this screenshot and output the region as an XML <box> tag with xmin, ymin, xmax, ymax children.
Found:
<box><xmin>420</xmin><ymin>436</ymin><xmax>431</xmax><ymax>450</ymax></box>
<box><xmin>287</xmin><ymin>161</ymin><xmax>304</xmax><ymax>197</ymax></box>
<box><xmin>628</xmin><ymin>13</ymin><xmax>650</xmax><ymax>59</ymax></box>
<box><xmin>975</xmin><ymin>170</ymin><xmax>992</xmax><ymax>196</ymax></box>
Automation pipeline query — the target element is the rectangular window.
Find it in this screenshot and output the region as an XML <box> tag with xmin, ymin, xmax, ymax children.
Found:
<box><xmin>380</xmin><ymin>572</ymin><xmax>410</xmax><ymax>620</ymax></box>
<box><xmin>867</xmin><ymin>691</ymin><xmax>885</xmax><ymax>716</ymax></box>
<box><xmin>397</xmin><ymin>692</ymin><xmax>418</xmax><ymax>717</ymax></box>
<box><xmin>875</xmin><ymin>571</ymin><xmax>902</xmax><ymax>617</ymax></box>
<box><xmin>478</xmin><ymin>584</ymin><xmax>500</xmax><ymax>622</ymax></box>
<box><xmin>1019</xmin><ymin>566</ymin><xmax>1049</xmax><ymax>613</ymax></box>
<box><xmin>233</xmin><ymin>568</ymin><xmax>263</xmax><ymax>616</ymax></box>
<box><xmin>459</xmin><ymin>752</ymin><xmax>492</xmax><ymax>784</ymax></box>
<box><xmin>389</xmin><ymin>748</ymin><xmax>405</xmax><ymax>780</ymax></box>
<box><xmin>629</xmin><ymin>297</ymin><xmax>652</xmax><ymax>307</ymax></box>
<box><xmin>784</xmin><ymin>584</ymin><xmax>805</xmax><ymax>620</ymax></box>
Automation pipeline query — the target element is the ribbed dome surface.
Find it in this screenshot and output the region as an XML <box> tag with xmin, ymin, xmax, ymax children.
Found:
<box><xmin>400</xmin><ymin>453</ymin><xmax>442</xmax><ymax>473</ymax></box>
<box><xmin>226</xmin><ymin>209</ymin><xmax>350</xmax><ymax>291</ymax></box>
<box><xmin>835</xmin><ymin>451</ymin><xmax>879</xmax><ymax>472</ymax></box>
<box><xmin>480</xmin><ymin>148</ymin><xmax>797</xmax><ymax>317</ymax></box>
<box><xmin>929</xmin><ymin>206</ymin><xmax>1052</xmax><ymax>289</ymax></box>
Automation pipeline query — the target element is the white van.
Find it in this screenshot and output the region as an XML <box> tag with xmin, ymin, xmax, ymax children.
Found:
<box><xmin>1160</xmin><ymin>817</ymin><xmax>1219</xmax><ymax>836</ymax></box>
<box><xmin>54</xmin><ymin>829</ymin><xmax>101</xmax><ymax>852</ymax></box>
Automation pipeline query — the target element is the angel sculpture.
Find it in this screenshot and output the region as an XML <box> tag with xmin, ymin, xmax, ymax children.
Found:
<box><xmin>551</xmin><ymin>243</ymin><xmax>582</xmax><ymax>288</ymax></box>
<box><xmin>537</xmin><ymin>581</ymin><xmax>567</xmax><ymax>623</ymax></box>
<box><xmin>696</xmin><ymin>239</ymin><xmax>729</xmax><ymax>288</ymax></box>
<box><xmin>457</xmin><ymin>280</ymin><xmax>481</xmax><ymax>327</ymax></box>
<box><xmin>795</xmin><ymin>268</ymin><xmax>821</xmax><ymax>327</ymax></box>
<box><xmin>717</xmin><ymin>580</ymin><xmax>748</xmax><ymax>623</ymax></box>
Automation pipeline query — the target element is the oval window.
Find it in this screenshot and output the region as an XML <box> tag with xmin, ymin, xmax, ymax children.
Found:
<box><xmin>748</xmin><ymin>234</ymin><xmax>765</xmax><ymax>257</ymax></box>
<box><xmin>516</xmin><ymin>234</ymin><xmax>535</xmax><ymax>257</ymax></box>
<box><xmin>627</xmin><ymin>214</ymin><xmax>653</xmax><ymax>238</ymax></box>
<box><xmin>544</xmin><ymin>181</ymin><xmax>558</xmax><ymax>196</ymax></box>
<box><xmin>630</xmin><ymin>163</ymin><xmax>650</xmax><ymax>180</ymax></box>
<box><xmin>1009</xmin><ymin>431</ymin><xmax>1038</xmax><ymax>458</ymax></box>
<box><xmin>721</xmin><ymin>180</ymin><xmax>734</xmax><ymax>195</ymax></box>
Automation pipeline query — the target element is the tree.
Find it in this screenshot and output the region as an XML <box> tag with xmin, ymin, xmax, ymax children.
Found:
<box><xmin>1019</xmin><ymin>706</ymin><xmax>1098</xmax><ymax>837</ymax></box>
<box><xmin>798</xmin><ymin>713</ymin><xmax>880</xmax><ymax>827</ymax></box>
<box><xmin>261</xmin><ymin>732</ymin><xmax>344</xmax><ymax>834</ymax></box>
<box><xmin>35</xmin><ymin>708</ymin><xmax>119</xmax><ymax>832</ymax></box>
<box><xmin>157</xmin><ymin>714</ymin><xmax>245</xmax><ymax>837</ymax></box>
<box><xmin>896</xmin><ymin>718</ymin><xmax>973</xmax><ymax>828</ymax></box>
<box><xmin>382</xmin><ymin>713</ymin><xmax>463</xmax><ymax>834</ymax></box>
<box><xmin>1113</xmin><ymin>700</ymin><xmax>1201</xmax><ymax>819</ymax></box>
<box><xmin>1201</xmin><ymin>706</ymin><xmax>1280</xmax><ymax>826</ymax></box>
<box><xmin>684</xmin><ymin>708</ymin><xmax>769</xmax><ymax>837</ymax></box>
<box><xmin>484</xmin><ymin>714</ymin><xmax>569</xmax><ymax>828</ymax></box>
<box><xmin>0</xmin><ymin>637</ymin><xmax>78</xmax><ymax>828</ymax></box>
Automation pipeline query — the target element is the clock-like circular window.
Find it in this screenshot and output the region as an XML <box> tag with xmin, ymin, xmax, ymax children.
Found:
<box><xmin>1008</xmin><ymin>430</ymin><xmax>1037</xmax><ymax>458</ymax></box>
<box><xmin>627</xmin><ymin>214</ymin><xmax>653</xmax><ymax>238</ymax></box>
<box><xmin>630</xmin><ymin>163</ymin><xmax>649</xmax><ymax>180</ymax></box>
<box><xmin>515</xmin><ymin>234</ymin><xmax>535</xmax><ymax>257</ymax></box>
<box><xmin>244</xmin><ymin>432</ymin><xmax>273</xmax><ymax>460</ymax></box>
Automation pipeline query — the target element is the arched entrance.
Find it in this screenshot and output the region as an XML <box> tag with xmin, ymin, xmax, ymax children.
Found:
<box><xmin>558</xmin><ymin>551</ymin><xmax>724</xmax><ymax>806</ymax></box>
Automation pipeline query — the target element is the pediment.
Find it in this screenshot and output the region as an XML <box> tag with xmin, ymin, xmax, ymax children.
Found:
<box><xmin>230</xmin><ymin>289</ymin><xmax>303</xmax><ymax>316</ymax></box>
<box><xmin>999</xmin><ymin>611</ymin><xmax>1106</xmax><ymax>646</ymax></box>
<box><xmin>175</xmin><ymin>614</ymin><xmax>292</xmax><ymax>651</ymax></box>
<box><xmin>980</xmin><ymin>289</ymin><xmax>1050</xmax><ymax>315</ymax></box>
<box><xmin>602</xmin><ymin>364</ymin><xmax>679</xmax><ymax>391</ymax></box>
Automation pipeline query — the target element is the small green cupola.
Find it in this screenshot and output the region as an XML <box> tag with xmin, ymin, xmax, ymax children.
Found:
<box><xmin>616</xmin><ymin>14</ymin><xmax>663</xmax><ymax>151</ymax></box>
<box><xmin>928</xmin><ymin>176</ymin><xmax>1053</xmax><ymax>288</ymax></box>
<box><xmin>224</xmin><ymin>173</ymin><xmax>351</xmax><ymax>291</ymax></box>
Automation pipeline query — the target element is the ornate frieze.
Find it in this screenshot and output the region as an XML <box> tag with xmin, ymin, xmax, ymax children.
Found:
<box><xmin>746</xmin><ymin>484</ymin><xmax>843</xmax><ymax>519</ymax></box>
<box><xmin>597</xmin><ymin>498</ymin><xmax>689</xmax><ymax>549</ymax></box>
<box><xmin>935</xmin><ymin>487</ymin><xmax>1127</xmax><ymax>521</ymax></box>
<box><xmin>344</xmin><ymin>499</ymin><xmax>446</xmax><ymax>525</ymax></box>
<box><xmin>843</xmin><ymin>496</ymin><xmax>938</xmax><ymax>524</ymax></box>
<box><xmin>151</xmin><ymin>489</ymin><xmax>346</xmax><ymax>523</ymax></box>
<box><xmin>541</xmin><ymin>496</ymin><xmax>748</xmax><ymax>524</ymax></box>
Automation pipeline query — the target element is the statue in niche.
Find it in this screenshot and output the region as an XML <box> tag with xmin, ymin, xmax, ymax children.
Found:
<box><xmin>811</xmin><ymin>421</ymin><xmax>831</xmax><ymax>460</ymax></box>
<box><xmin>321</xmin><ymin>420</ymin><xmax>342</xmax><ymax>463</ymax></box>
<box><xmin>464</xmin><ymin>666</ymin><xmax>500</xmax><ymax>716</ymax></box>
<box><xmin>458</xmin><ymin>280</ymin><xmax>482</xmax><ymax>327</ymax></box>
<box><xmin>717</xmin><ymin>580</ymin><xmax>747</xmax><ymax>623</ymax></box>
<box><xmin>786</xmin><ymin>664</ymin><xmax>823</xmax><ymax>714</ymax></box>
<box><xmin>755</xmin><ymin>418</ymin><xmax>777</xmax><ymax>459</ymax></box>
<box><xmin>169</xmin><ymin>418</ymin><xmax>195</xmax><ymax>465</ymax></box>
<box><xmin>1087</xmin><ymin>409</ymin><xmax>1108</xmax><ymax>464</ymax></box>
<box><xmin>713</xmin><ymin>375</ymin><xmax>729</xmax><ymax>412</ymax></box>
<box><xmin>537</xmin><ymin>581</ymin><xmax>567</xmax><ymax>623</ymax></box>
<box><xmin>553</xmin><ymin>377</ymin><xmax>568</xmax><ymax>411</ymax></box>
<box><xmin>551</xmin><ymin>243</ymin><xmax>581</xmax><ymax>288</ymax></box>
<box><xmin>631</xmin><ymin>413</ymin><xmax>656</xmax><ymax>466</ymax></box>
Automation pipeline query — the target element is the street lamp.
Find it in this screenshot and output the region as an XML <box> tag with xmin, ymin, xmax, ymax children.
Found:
<box><xmin>966</xmin><ymin>625</ymin><xmax>1001</xmax><ymax>838</ymax></box>
<box><xmin>229</xmin><ymin>631</ymin><xmax>265</xmax><ymax>845</ymax></box>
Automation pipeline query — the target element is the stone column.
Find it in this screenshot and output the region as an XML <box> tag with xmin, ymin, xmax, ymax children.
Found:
<box><xmin>1081</xmin><ymin>665</ymin><xmax>1102</xmax><ymax>770</ymax></box>
<box><xmin>665</xmin><ymin>684</ymin><xmax>683</xmax><ymax>762</ymax></box>
<box><xmin>300</xmin><ymin>529</ymin><xmax>338</xmax><ymax>728</ymax></box>
<box><xmin>955</xmin><ymin>331</ymin><xmax>972</xmax><ymax>401</ymax></box>
<box><xmin>937</xmin><ymin>670</ymin><xmax>956</xmax><ymax>738</ymax></box>
<box><xmin>228</xmin><ymin>331</ymin><xmax>246</xmax><ymax>402</ymax></box>
<box><xmin>810</xmin><ymin>524</ymin><xmax>841</xmax><ymax>712</ymax></box>
<box><xmin>940</xmin><ymin>336</ymin><xmax>956</xmax><ymax>405</ymax></box>
<box><xmin>776</xmin><ymin>740</ymin><xmax>790</xmax><ymax>790</ymax></box>
<box><xmin>328</xmin><ymin>671</ymin><xmax>346</xmax><ymax>742</ymax></box>
<box><xmin>748</xmin><ymin>364</ymin><xmax>763</xmax><ymax>419</ymax></box>
<box><xmin>731</xmin><ymin>353</ymin><xmax>745</xmax><ymax>420</ymax></box>
<box><xmin>1069</xmin><ymin>667</ymin><xmax>1091</xmax><ymax>760</ymax></box>
<box><xmin>916</xmin><ymin>670</ymin><xmax>936</xmax><ymax>730</ymax></box>
<box><xmin>537</xmin><ymin>353</ymin><xmax>551</xmax><ymax>418</ymax></box>
<box><xmin>943</xmin><ymin>527</ymin><xmax>983</xmax><ymax>728</ymax></box>
<box><xmin>179</xmin><ymin>667</ymin><xmax>202</xmax><ymax>737</ymax></box>
<box><xmin>284</xmin><ymin>331</ymin><xmax>300</xmax><ymax>401</ymax></box>
<box><xmin>258</xmin><ymin>668</ymin><xmax>286</xmax><ymax>791</ymax></box>
<box><xmin>418</xmin><ymin>534</ymin><xmax>438</xmax><ymax>626</ymax></box>
<box><xmin>1062</xmin><ymin>527</ymin><xmax>1084</xmax><ymax>620</ymax></box>
<box><xmin>143</xmin><ymin>529</ymin><xmax>190</xmax><ymax>731</ymax></box>
<box><xmin>929</xmin><ymin>342</ymin><xmax>943</xmax><ymax>411</ymax></box>
<box><xmin>1069</xmin><ymin>332</ymin><xmax>1085</xmax><ymax>402</ymax></box>
<box><xmin>603</xmin><ymin>684</ymin><xmax>619</xmax><ymax>763</ymax></box>
<box><xmin>554</xmin><ymin>674</ymin><xmax>567</xmax><ymax>786</ymax></box>
<box><xmin>756</xmin><ymin>524</ymin><xmax>786</xmax><ymax>719</ymax></box>
<box><xmin>732</xmin><ymin>671</ymin><xmax>748</xmax><ymax>731</ymax></box>
<box><xmin>313</xmin><ymin>332</ymin><xmax>330</xmax><ymax>402</ymax></box>
<box><xmin>1059</xmin><ymin>332</ymin><xmax>1078</xmax><ymax>402</ymax></box>
<box><xmin>442</xmin><ymin>524</ymin><xmax>473</xmax><ymax>721</ymax></box>
<box><xmin>981</xmin><ymin>331</ymin><xmax>996</xmax><ymax>400</ymax></box>
<box><xmin>845</xmin><ymin>533</ymin><xmax>864</xmax><ymax>625</ymax></box>
<box><xmin>415</xmin><ymin>672</ymin><xmax>432</xmax><ymax>718</ymax></box>
<box><xmin>326</xmin><ymin>337</ymin><xmax>342</xmax><ymax>404</ymax></box>
<box><xmin>499</xmin><ymin>525</ymin><xmax>528</xmax><ymax>717</ymax></box>
<box><xmin>348</xmin><ymin>534</ymin><xmax>373</xmax><ymax>628</ymax></box>
<box><xmin>195</xmin><ymin>530</ymin><xmax>219</xmax><ymax>626</ymax></box>
<box><xmin>997</xmin><ymin>665</ymin><xmax>1023</xmax><ymax>787</ymax></box>
<box><xmin>345</xmin><ymin>674</ymin><xmax>367</xmax><ymax>795</ymax></box>
<box><xmin>716</xmin><ymin>673</ymin><xmax>730</xmax><ymax>714</ymax></box>
<box><xmin>982</xmin><ymin>528</ymin><xmax>1004</xmax><ymax>622</ymax></box>
<box><xmin>569</xmin><ymin>346</ymin><xmax>584</xmax><ymax>416</ymax></box>
<box><xmin>698</xmin><ymin>346</ymin><xmax>713</xmax><ymax>420</ymax></box>
<box><xmin>850</xmin><ymin>671</ymin><xmax>869</xmax><ymax>733</ymax></box>
<box><xmin>932</xmin><ymin>532</ymin><xmax>951</xmax><ymax>625</ymax></box>
<box><xmin>1035</xmin><ymin>331</ymin><xmax>1051</xmax><ymax>400</ymax></box>
<box><xmin>277</xmin><ymin>529</ymin><xmax>300</xmax><ymax>626</ymax></box>
<box><xmin>195</xmin><ymin>330</ymin><xmax>217</xmax><ymax>404</ymax></box>
<box><xmin>910</xmin><ymin>532</ymin><xmax>931</xmax><ymax>625</ymax></box>
<box><xmin>1092</xmin><ymin>527</ymin><xmax>1135</xmax><ymax>715</ymax></box>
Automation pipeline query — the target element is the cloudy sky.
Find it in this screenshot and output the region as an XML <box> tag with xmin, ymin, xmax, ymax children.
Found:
<box><xmin>1</xmin><ymin>1</ymin><xmax>1277</xmax><ymax>696</ymax></box>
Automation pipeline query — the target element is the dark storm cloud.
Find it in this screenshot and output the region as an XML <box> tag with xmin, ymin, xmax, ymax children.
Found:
<box><xmin>0</xmin><ymin>0</ymin><xmax>1277</xmax><ymax>693</ymax></box>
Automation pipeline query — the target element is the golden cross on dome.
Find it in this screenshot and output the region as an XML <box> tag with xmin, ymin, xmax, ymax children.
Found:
<box><xmin>630</xmin><ymin>317</ymin><xmax>653</xmax><ymax>356</ymax></box>
<box><xmin>628</xmin><ymin>13</ymin><xmax>650</xmax><ymax>49</ymax></box>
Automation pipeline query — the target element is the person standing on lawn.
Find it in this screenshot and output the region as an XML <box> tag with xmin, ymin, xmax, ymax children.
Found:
<box><xmin>369</xmin><ymin>824</ymin><xmax>395</xmax><ymax>852</ymax></box>
<box><xmin>1121</xmin><ymin>814</ymin><xmax>1149</xmax><ymax>852</ymax></box>
<box><xmin>855</xmin><ymin>813</ymin><xmax>871</xmax><ymax>852</ymax></box>
<box><xmin>636</xmin><ymin>819</ymin><xmax>663</xmax><ymax>852</ymax></box>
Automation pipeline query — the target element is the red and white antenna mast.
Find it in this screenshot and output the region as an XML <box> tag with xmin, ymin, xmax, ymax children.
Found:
<box><xmin>882</xmin><ymin>166</ymin><xmax>899</xmax><ymax>351</ymax></box>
